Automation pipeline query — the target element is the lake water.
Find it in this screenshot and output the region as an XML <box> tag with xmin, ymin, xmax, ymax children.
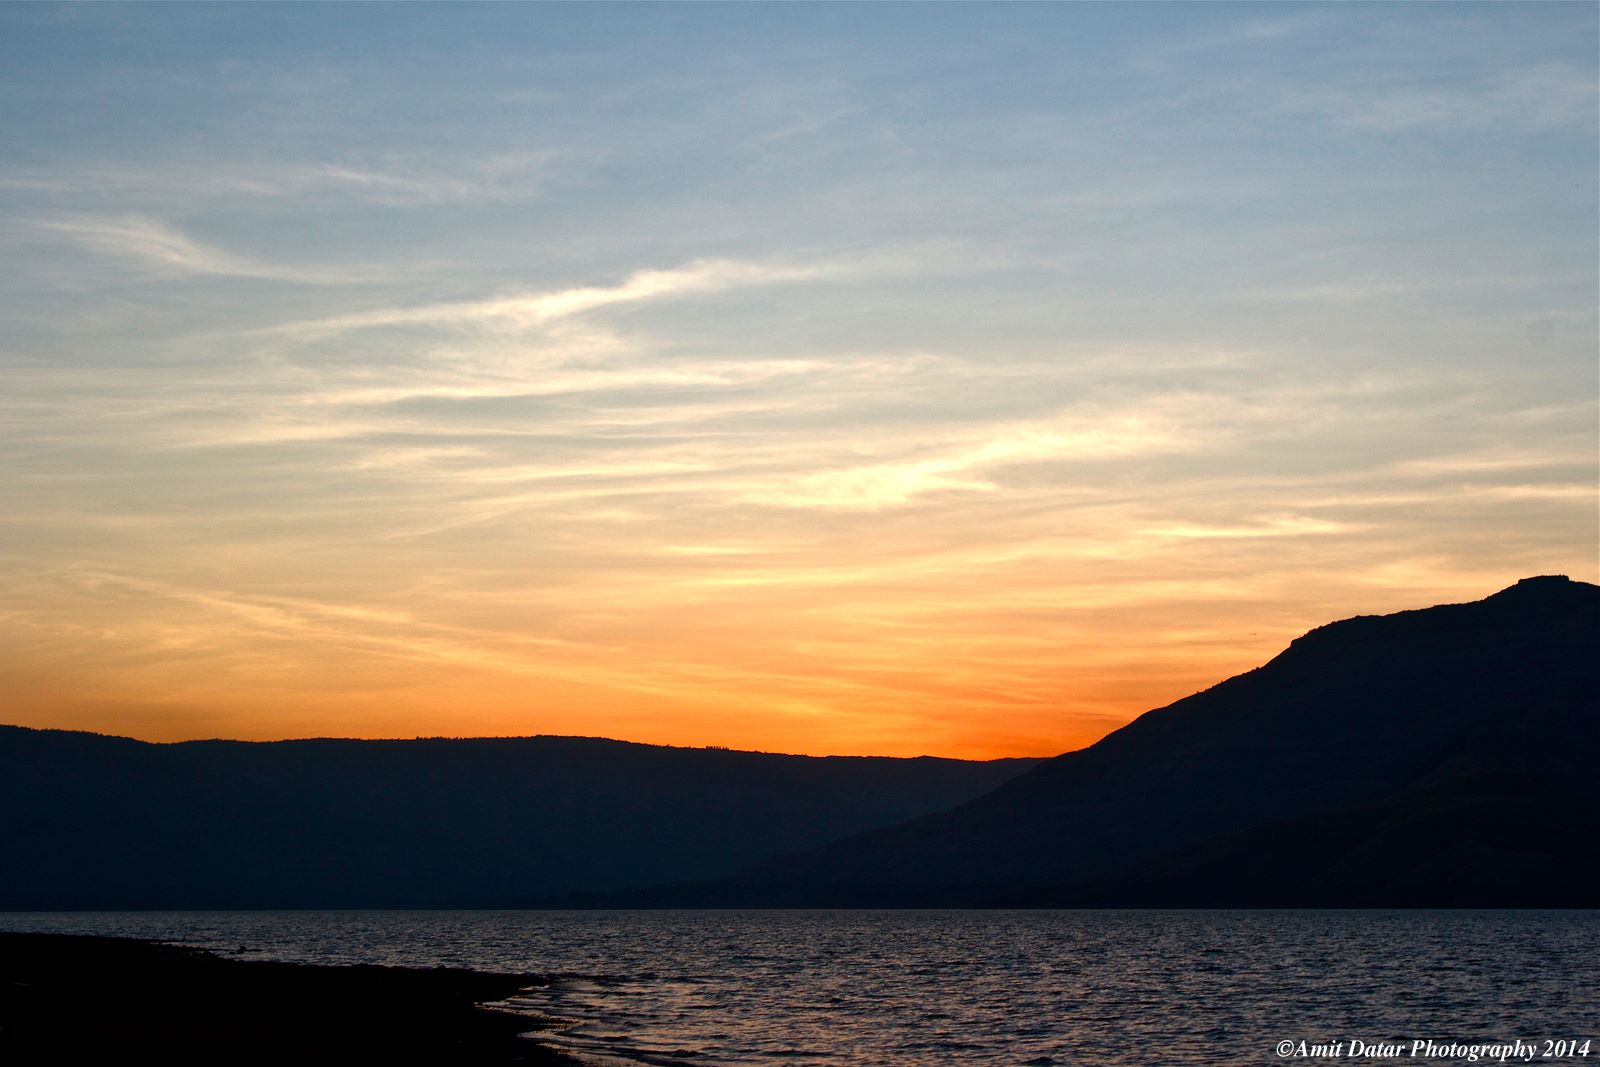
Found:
<box><xmin>2</xmin><ymin>910</ymin><xmax>1595</xmax><ymax>1066</ymax></box>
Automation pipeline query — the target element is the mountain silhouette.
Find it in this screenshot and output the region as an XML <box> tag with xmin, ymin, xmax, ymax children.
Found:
<box><xmin>7</xmin><ymin>577</ymin><xmax>1594</xmax><ymax>909</ymax></box>
<box><xmin>0</xmin><ymin>731</ymin><xmax>1034</xmax><ymax>908</ymax></box>
<box><xmin>662</xmin><ymin>575</ymin><xmax>1598</xmax><ymax>906</ymax></box>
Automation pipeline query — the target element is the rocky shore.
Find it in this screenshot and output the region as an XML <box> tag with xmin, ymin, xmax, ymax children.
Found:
<box><xmin>0</xmin><ymin>931</ymin><xmax>579</xmax><ymax>1066</ymax></box>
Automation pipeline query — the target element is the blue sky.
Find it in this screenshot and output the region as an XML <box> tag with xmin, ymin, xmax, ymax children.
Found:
<box><xmin>2</xmin><ymin>3</ymin><xmax>1595</xmax><ymax>755</ymax></box>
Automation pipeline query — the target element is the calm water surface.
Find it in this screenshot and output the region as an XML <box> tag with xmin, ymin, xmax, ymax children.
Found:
<box><xmin>2</xmin><ymin>910</ymin><xmax>1594</xmax><ymax>1066</ymax></box>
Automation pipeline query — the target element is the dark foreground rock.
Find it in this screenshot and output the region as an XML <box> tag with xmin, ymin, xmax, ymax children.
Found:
<box><xmin>0</xmin><ymin>932</ymin><xmax>578</xmax><ymax>1066</ymax></box>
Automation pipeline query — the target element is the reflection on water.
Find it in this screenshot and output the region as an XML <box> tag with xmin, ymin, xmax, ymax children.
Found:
<box><xmin>3</xmin><ymin>910</ymin><xmax>1594</xmax><ymax>1066</ymax></box>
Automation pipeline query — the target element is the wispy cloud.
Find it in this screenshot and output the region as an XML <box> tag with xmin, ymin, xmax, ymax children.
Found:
<box><xmin>1137</xmin><ymin>515</ymin><xmax>1364</xmax><ymax>540</ymax></box>
<box><xmin>2</xmin><ymin>151</ymin><xmax>564</xmax><ymax>206</ymax></box>
<box><xmin>36</xmin><ymin>215</ymin><xmax>370</xmax><ymax>283</ymax></box>
<box><xmin>1289</xmin><ymin>62</ymin><xmax>1598</xmax><ymax>134</ymax></box>
<box><xmin>267</xmin><ymin>255</ymin><xmax>866</xmax><ymax>339</ymax></box>
<box><xmin>1139</xmin><ymin>12</ymin><xmax>1317</xmax><ymax>65</ymax></box>
<box><xmin>2</xmin><ymin>4</ymin><xmax>1593</xmax><ymax>756</ymax></box>
<box><xmin>308</xmin><ymin>358</ymin><xmax>824</xmax><ymax>411</ymax></box>
<box><xmin>748</xmin><ymin>413</ymin><xmax>1189</xmax><ymax>510</ymax></box>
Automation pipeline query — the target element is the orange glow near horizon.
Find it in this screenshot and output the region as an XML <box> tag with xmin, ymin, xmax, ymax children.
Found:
<box><xmin>3</xmin><ymin>6</ymin><xmax>1596</xmax><ymax>761</ymax></box>
<box><xmin>6</xmin><ymin>562</ymin><xmax>1593</xmax><ymax>759</ymax></box>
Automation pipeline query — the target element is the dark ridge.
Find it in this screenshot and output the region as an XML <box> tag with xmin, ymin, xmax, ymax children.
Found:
<box><xmin>655</xmin><ymin>576</ymin><xmax>1600</xmax><ymax>906</ymax></box>
<box><xmin>1003</xmin><ymin>772</ymin><xmax>1600</xmax><ymax>907</ymax></box>
<box><xmin>0</xmin><ymin>729</ymin><xmax>1036</xmax><ymax>908</ymax></box>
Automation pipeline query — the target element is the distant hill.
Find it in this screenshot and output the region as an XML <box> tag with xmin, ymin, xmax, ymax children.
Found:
<box><xmin>665</xmin><ymin>575</ymin><xmax>1599</xmax><ymax>907</ymax></box>
<box><xmin>0</xmin><ymin>730</ymin><xmax>1035</xmax><ymax>908</ymax></box>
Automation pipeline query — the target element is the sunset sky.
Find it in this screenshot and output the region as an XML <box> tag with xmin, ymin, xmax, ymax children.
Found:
<box><xmin>2</xmin><ymin>4</ymin><xmax>1595</xmax><ymax>758</ymax></box>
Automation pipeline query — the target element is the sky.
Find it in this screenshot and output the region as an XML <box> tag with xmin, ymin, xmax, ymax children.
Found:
<box><xmin>1</xmin><ymin>3</ymin><xmax>1595</xmax><ymax>759</ymax></box>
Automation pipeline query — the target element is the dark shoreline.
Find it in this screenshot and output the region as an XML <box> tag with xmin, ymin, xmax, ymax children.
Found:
<box><xmin>0</xmin><ymin>931</ymin><xmax>581</xmax><ymax>1066</ymax></box>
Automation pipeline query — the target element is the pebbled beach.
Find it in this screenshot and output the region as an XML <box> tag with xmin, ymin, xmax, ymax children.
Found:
<box><xmin>0</xmin><ymin>931</ymin><xmax>578</xmax><ymax>1066</ymax></box>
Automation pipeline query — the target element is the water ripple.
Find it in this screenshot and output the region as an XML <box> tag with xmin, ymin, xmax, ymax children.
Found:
<box><xmin>1</xmin><ymin>910</ymin><xmax>1594</xmax><ymax>1066</ymax></box>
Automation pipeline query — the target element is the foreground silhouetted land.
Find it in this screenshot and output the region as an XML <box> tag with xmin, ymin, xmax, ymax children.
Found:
<box><xmin>0</xmin><ymin>932</ymin><xmax>577</xmax><ymax>1066</ymax></box>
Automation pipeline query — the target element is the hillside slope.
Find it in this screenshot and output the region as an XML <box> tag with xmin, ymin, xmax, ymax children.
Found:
<box><xmin>0</xmin><ymin>730</ymin><xmax>1035</xmax><ymax>907</ymax></box>
<box><xmin>714</xmin><ymin>576</ymin><xmax>1598</xmax><ymax>906</ymax></box>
